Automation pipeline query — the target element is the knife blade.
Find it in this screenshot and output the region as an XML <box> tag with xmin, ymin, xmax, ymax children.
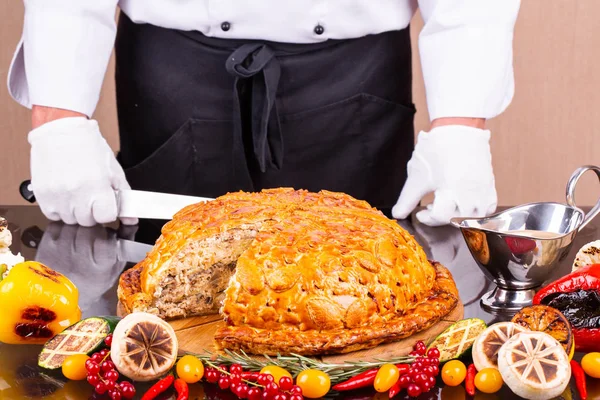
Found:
<box><xmin>20</xmin><ymin>180</ymin><xmax>213</xmax><ymax>220</ymax></box>
<box><xmin>117</xmin><ymin>189</ymin><xmax>213</xmax><ymax>220</ymax></box>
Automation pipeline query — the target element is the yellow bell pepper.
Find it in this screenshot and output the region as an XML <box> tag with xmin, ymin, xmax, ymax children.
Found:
<box><xmin>0</xmin><ymin>261</ymin><xmax>81</xmax><ymax>344</ymax></box>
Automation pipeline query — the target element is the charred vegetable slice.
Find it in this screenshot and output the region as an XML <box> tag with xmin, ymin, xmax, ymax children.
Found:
<box><xmin>110</xmin><ymin>312</ymin><xmax>178</xmax><ymax>381</ymax></box>
<box><xmin>511</xmin><ymin>305</ymin><xmax>573</xmax><ymax>356</ymax></box>
<box><xmin>427</xmin><ymin>318</ymin><xmax>487</xmax><ymax>363</ymax></box>
<box><xmin>38</xmin><ymin>316</ymin><xmax>120</xmax><ymax>369</ymax></box>
<box><xmin>572</xmin><ymin>240</ymin><xmax>600</xmax><ymax>272</ymax></box>
<box><xmin>498</xmin><ymin>332</ymin><xmax>571</xmax><ymax>400</ymax></box>
<box><xmin>472</xmin><ymin>322</ymin><xmax>529</xmax><ymax>371</ymax></box>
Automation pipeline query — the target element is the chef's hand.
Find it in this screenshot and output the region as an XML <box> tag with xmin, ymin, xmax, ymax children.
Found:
<box><xmin>28</xmin><ymin>116</ymin><xmax>137</xmax><ymax>227</ymax></box>
<box><xmin>34</xmin><ymin>222</ymin><xmax>136</xmax><ymax>317</ymax></box>
<box><xmin>392</xmin><ymin>125</ymin><xmax>497</xmax><ymax>226</ymax></box>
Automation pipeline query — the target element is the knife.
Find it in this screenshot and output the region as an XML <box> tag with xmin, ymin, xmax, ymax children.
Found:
<box><xmin>20</xmin><ymin>180</ymin><xmax>214</xmax><ymax>220</ymax></box>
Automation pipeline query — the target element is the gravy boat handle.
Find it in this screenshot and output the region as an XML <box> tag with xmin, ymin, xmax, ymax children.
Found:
<box><xmin>566</xmin><ymin>165</ymin><xmax>600</xmax><ymax>231</ymax></box>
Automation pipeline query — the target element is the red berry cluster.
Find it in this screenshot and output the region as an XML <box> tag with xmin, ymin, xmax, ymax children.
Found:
<box><xmin>204</xmin><ymin>364</ymin><xmax>304</xmax><ymax>400</ymax></box>
<box><xmin>84</xmin><ymin>334</ymin><xmax>136</xmax><ymax>400</ymax></box>
<box><xmin>401</xmin><ymin>341</ymin><xmax>441</xmax><ymax>398</ymax></box>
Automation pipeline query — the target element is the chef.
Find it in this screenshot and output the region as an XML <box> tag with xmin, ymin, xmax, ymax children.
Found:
<box><xmin>8</xmin><ymin>1</ymin><xmax>520</xmax><ymax>227</ymax></box>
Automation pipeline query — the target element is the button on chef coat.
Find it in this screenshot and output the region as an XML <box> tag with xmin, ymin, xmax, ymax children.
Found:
<box><xmin>7</xmin><ymin>0</ymin><xmax>520</xmax><ymax>121</ymax></box>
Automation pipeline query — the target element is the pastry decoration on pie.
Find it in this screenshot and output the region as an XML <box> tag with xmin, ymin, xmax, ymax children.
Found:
<box><xmin>118</xmin><ymin>189</ymin><xmax>459</xmax><ymax>355</ymax></box>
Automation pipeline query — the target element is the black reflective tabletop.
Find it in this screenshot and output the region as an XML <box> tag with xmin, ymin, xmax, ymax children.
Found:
<box><xmin>0</xmin><ymin>205</ymin><xmax>597</xmax><ymax>400</ymax></box>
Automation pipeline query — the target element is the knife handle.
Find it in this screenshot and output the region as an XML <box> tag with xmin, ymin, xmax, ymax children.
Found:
<box><xmin>20</xmin><ymin>180</ymin><xmax>36</xmax><ymax>203</ymax></box>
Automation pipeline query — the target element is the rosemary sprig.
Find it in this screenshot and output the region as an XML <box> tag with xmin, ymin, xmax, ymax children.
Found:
<box><xmin>191</xmin><ymin>349</ymin><xmax>415</xmax><ymax>384</ymax></box>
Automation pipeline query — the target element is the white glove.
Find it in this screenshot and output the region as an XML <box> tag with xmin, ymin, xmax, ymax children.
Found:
<box><xmin>29</xmin><ymin>117</ymin><xmax>137</xmax><ymax>227</ymax></box>
<box><xmin>392</xmin><ymin>125</ymin><xmax>497</xmax><ymax>226</ymax></box>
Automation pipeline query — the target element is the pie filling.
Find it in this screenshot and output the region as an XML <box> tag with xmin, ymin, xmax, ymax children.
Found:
<box><xmin>540</xmin><ymin>289</ymin><xmax>600</xmax><ymax>329</ymax></box>
<box><xmin>153</xmin><ymin>226</ymin><xmax>259</xmax><ymax>319</ymax></box>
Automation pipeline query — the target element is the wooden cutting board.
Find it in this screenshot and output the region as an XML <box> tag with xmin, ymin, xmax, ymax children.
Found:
<box><xmin>164</xmin><ymin>302</ymin><xmax>464</xmax><ymax>362</ymax></box>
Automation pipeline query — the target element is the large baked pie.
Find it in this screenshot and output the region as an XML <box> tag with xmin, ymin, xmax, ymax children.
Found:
<box><xmin>118</xmin><ymin>188</ymin><xmax>459</xmax><ymax>355</ymax></box>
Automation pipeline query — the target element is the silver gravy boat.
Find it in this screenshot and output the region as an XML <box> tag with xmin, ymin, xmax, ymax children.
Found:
<box><xmin>451</xmin><ymin>165</ymin><xmax>600</xmax><ymax>312</ymax></box>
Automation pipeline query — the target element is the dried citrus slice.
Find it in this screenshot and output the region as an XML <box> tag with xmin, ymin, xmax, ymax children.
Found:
<box><xmin>511</xmin><ymin>305</ymin><xmax>573</xmax><ymax>356</ymax></box>
<box><xmin>472</xmin><ymin>322</ymin><xmax>529</xmax><ymax>371</ymax></box>
<box><xmin>498</xmin><ymin>331</ymin><xmax>571</xmax><ymax>400</ymax></box>
<box><xmin>427</xmin><ymin>318</ymin><xmax>487</xmax><ymax>363</ymax></box>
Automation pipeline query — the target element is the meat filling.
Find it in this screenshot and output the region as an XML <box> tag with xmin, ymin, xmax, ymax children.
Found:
<box><xmin>153</xmin><ymin>225</ymin><xmax>259</xmax><ymax>319</ymax></box>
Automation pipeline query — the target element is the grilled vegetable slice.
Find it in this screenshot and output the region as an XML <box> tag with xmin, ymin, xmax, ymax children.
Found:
<box><xmin>511</xmin><ymin>305</ymin><xmax>573</xmax><ymax>356</ymax></box>
<box><xmin>572</xmin><ymin>240</ymin><xmax>600</xmax><ymax>272</ymax></box>
<box><xmin>427</xmin><ymin>318</ymin><xmax>487</xmax><ymax>363</ymax></box>
<box><xmin>110</xmin><ymin>312</ymin><xmax>178</xmax><ymax>381</ymax></box>
<box><xmin>472</xmin><ymin>322</ymin><xmax>529</xmax><ymax>371</ymax></box>
<box><xmin>498</xmin><ymin>331</ymin><xmax>571</xmax><ymax>400</ymax></box>
<box><xmin>38</xmin><ymin>316</ymin><xmax>120</xmax><ymax>369</ymax></box>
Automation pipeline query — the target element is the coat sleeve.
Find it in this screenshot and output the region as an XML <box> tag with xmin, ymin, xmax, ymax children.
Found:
<box><xmin>417</xmin><ymin>0</ymin><xmax>521</xmax><ymax>120</ymax></box>
<box><xmin>7</xmin><ymin>1</ymin><xmax>119</xmax><ymax>117</ymax></box>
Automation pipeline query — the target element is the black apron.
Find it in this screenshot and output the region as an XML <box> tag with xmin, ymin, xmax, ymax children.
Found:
<box><xmin>115</xmin><ymin>13</ymin><xmax>415</xmax><ymax>217</ymax></box>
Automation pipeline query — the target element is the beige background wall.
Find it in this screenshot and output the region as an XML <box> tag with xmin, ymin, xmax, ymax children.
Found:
<box><xmin>1</xmin><ymin>1</ymin><xmax>599</xmax><ymax>206</ymax></box>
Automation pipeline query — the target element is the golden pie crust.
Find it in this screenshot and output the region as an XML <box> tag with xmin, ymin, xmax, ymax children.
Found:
<box><xmin>118</xmin><ymin>188</ymin><xmax>459</xmax><ymax>355</ymax></box>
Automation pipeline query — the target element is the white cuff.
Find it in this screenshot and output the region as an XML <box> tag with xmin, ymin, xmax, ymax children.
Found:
<box><xmin>418</xmin><ymin>0</ymin><xmax>520</xmax><ymax>120</ymax></box>
<box><xmin>7</xmin><ymin>2</ymin><xmax>118</xmax><ymax>117</ymax></box>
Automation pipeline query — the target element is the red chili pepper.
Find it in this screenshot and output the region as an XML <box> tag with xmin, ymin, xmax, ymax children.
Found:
<box><xmin>350</xmin><ymin>368</ymin><xmax>379</xmax><ymax>381</ymax></box>
<box><xmin>388</xmin><ymin>381</ymin><xmax>402</xmax><ymax>399</ymax></box>
<box><xmin>141</xmin><ymin>375</ymin><xmax>175</xmax><ymax>400</ymax></box>
<box><xmin>332</xmin><ymin>364</ymin><xmax>409</xmax><ymax>392</ymax></box>
<box><xmin>571</xmin><ymin>360</ymin><xmax>587</xmax><ymax>400</ymax></box>
<box><xmin>332</xmin><ymin>368</ymin><xmax>379</xmax><ymax>391</ymax></box>
<box><xmin>465</xmin><ymin>364</ymin><xmax>476</xmax><ymax>396</ymax></box>
<box><xmin>241</xmin><ymin>371</ymin><xmax>260</xmax><ymax>381</ymax></box>
<box><xmin>394</xmin><ymin>364</ymin><xmax>410</xmax><ymax>375</ymax></box>
<box><xmin>533</xmin><ymin>264</ymin><xmax>600</xmax><ymax>351</ymax></box>
<box><xmin>174</xmin><ymin>378</ymin><xmax>189</xmax><ymax>400</ymax></box>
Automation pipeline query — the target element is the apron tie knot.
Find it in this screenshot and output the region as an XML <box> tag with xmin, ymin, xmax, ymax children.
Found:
<box><xmin>226</xmin><ymin>44</ymin><xmax>283</xmax><ymax>173</ymax></box>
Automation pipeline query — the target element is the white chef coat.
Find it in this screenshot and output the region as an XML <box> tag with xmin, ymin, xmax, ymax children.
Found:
<box><xmin>8</xmin><ymin>0</ymin><xmax>520</xmax><ymax>121</ymax></box>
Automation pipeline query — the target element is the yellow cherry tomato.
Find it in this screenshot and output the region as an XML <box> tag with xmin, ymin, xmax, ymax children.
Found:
<box><xmin>61</xmin><ymin>354</ymin><xmax>90</xmax><ymax>381</ymax></box>
<box><xmin>176</xmin><ymin>355</ymin><xmax>204</xmax><ymax>384</ymax></box>
<box><xmin>374</xmin><ymin>363</ymin><xmax>400</xmax><ymax>393</ymax></box>
<box><xmin>474</xmin><ymin>368</ymin><xmax>503</xmax><ymax>394</ymax></box>
<box><xmin>296</xmin><ymin>369</ymin><xmax>331</xmax><ymax>399</ymax></box>
<box><xmin>582</xmin><ymin>352</ymin><xmax>600</xmax><ymax>378</ymax></box>
<box><xmin>441</xmin><ymin>360</ymin><xmax>467</xmax><ymax>387</ymax></box>
<box><xmin>260</xmin><ymin>365</ymin><xmax>293</xmax><ymax>384</ymax></box>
